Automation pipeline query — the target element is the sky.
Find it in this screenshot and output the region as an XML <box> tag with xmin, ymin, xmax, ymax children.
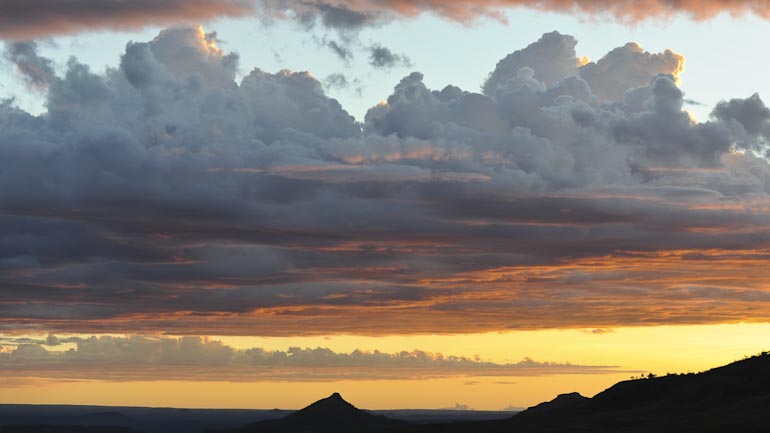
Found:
<box><xmin>2</xmin><ymin>0</ymin><xmax>770</xmax><ymax>411</ymax></box>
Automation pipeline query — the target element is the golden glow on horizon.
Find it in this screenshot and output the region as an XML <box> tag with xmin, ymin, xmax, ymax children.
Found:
<box><xmin>3</xmin><ymin>323</ymin><xmax>770</xmax><ymax>409</ymax></box>
<box><xmin>0</xmin><ymin>374</ymin><xmax>634</xmax><ymax>411</ymax></box>
<box><xmin>215</xmin><ymin>323</ymin><xmax>770</xmax><ymax>374</ymax></box>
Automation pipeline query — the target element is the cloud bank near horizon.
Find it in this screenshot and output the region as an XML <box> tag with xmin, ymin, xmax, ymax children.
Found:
<box><xmin>3</xmin><ymin>0</ymin><xmax>770</xmax><ymax>39</ymax></box>
<box><xmin>2</xmin><ymin>27</ymin><xmax>770</xmax><ymax>336</ymax></box>
<box><xmin>0</xmin><ymin>335</ymin><xmax>623</xmax><ymax>383</ymax></box>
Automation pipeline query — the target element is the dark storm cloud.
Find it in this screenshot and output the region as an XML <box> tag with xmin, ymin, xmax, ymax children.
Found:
<box><xmin>2</xmin><ymin>27</ymin><xmax>770</xmax><ymax>335</ymax></box>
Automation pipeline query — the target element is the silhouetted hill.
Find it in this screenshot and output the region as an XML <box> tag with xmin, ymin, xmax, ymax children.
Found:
<box><xmin>509</xmin><ymin>352</ymin><xmax>770</xmax><ymax>432</ymax></box>
<box><xmin>518</xmin><ymin>392</ymin><xmax>589</xmax><ymax>417</ymax></box>
<box><xmin>215</xmin><ymin>393</ymin><xmax>405</xmax><ymax>433</ymax></box>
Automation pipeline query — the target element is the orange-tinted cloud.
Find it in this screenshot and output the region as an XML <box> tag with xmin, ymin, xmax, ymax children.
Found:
<box><xmin>359</xmin><ymin>0</ymin><xmax>770</xmax><ymax>22</ymax></box>
<box><xmin>0</xmin><ymin>0</ymin><xmax>254</xmax><ymax>40</ymax></box>
<box><xmin>3</xmin><ymin>0</ymin><xmax>770</xmax><ymax>39</ymax></box>
<box><xmin>5</xmin><ymin>250</ymin><xmax>770</xmax><ymax>336</ymax></box>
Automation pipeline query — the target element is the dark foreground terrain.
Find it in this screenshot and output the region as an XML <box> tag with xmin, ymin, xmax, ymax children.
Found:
<box><xmin>0</xmin><ymin>402</ymin><xmax>508</xmax><ymax>433</ymax></box>
<box><xmin>3</xmin><ymin>352</ymin><xmax>770</xmax><ymax>433</ymax></box>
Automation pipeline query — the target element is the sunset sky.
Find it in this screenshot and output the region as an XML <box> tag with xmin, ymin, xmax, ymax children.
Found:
<box><xmin>3</xmin><ymin>0</ymin><xmax>770</xmax><ymax>411</ymax></box>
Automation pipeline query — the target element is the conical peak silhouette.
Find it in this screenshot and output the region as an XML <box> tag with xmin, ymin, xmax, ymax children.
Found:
<box><xmin>231</xmin><ymin>392</ymin><xmax>402</xmax><ymax>432</ymax></box>
<box><xmin>289</xmin><ymin>393</ymin><xmax>360</xmax><ymax>418</ymax></box>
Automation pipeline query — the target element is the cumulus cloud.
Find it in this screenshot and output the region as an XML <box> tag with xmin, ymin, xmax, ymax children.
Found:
<box><xmin>0</xmin><ymin>336</ymin><xmax>622</xmax><ymax>382</ymax></box>
<box><xmin>712</xmin><ymin>93</ymin><xmax>770</xmax><ymax>155</ymax></box>
<box><xmin>484</xmin><ymin>31</ymin><xmax>580</xmax><ymax>93</ymax></box>
<box><xmin>2</xmin><ymin>26</ymin><xmax>770</xmax><ymax>336</ymax></box>
<box><xmin>578</xmin><ymin>43</ymin><xmax>685</xmax><ymax>102</ymax></box>
<box><xmin>483</xmin><ymin>31</ymin><xmax>684</xmax><ymax>102</ymax></box>
<box><xmin>5</xmin><ymin>0</ymin><xmax>770</xmax><ymax>39</ymax></box>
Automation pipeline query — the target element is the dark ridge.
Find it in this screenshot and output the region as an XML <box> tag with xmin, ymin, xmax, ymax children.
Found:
<box><xmin>0</xmin><ymin>426</ymin><xmax>142</xmax><ymax>433</ymax></box>
<box><xmin>507</xmin><ymin>351</ymin><xmax>770</xmax><ymax>432</ymax></box>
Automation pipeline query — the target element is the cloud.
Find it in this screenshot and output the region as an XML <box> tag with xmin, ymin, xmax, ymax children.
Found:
<box><xmin>264</xmin><ymin>0</ymin><xmax>770</xmax><ymax>24</ymax></box>
<box><xmin>324</xmin><ymin>73</ymin><xmax>350</xmax><ymax>89</ymax></box>
<box><xmin>484</xmin><ymin>31</ymin><xmax>580</xmax><ymax>93</ymax></box>
<box><xmin>712</xmin><ymin>93</ymin><xmax>770</xmax><ymax>155</ymax></box>
<box><xmin>2</xmin><ymin>26</ymin><xmax>770</xmax><ymax>336</ymax></box>
<box><xmin>587</xmin><ymin>329</ymin><xmax>615</xmax><ymax>335</ymax></box>
<box><xmin>6</xmin><ymin>0</ymin><xmax>770</xmax><ymax>39</ymax></box>
<box><xmin>321</xmin><ymin>38</ymin><xmax>355</xmax><ymax>63</ymax></box>
<box><xmin>483</xmin><ymin>31</ymin><xmax>684</xmax><ymax>102</ymax></box>
<box><xmin>2</xmin><ymin>41</ymin><xmax>56</xmax><ymax>89</ymax></box>
<box><xmin>578</xmin><ymin>43</ymin><xmax>685</xmax><ymax>102</ymax></box>
<box><xmin>0</xmin><ymin>335</ymin><xmax>623</xmax><ymax>382</ymax></box>
<box><xmin>0</xmin><ymin>0</ymin><xmax>255</xmax><ymax>40</ymax></box>
<box><xmin>440</xmin><ymin>403</ymin><xmax>473</xmax><ymax>410</ymax></box>
<box><xmin>323</xmin><ymin>73</ymin><xmax>360</xmax><ymax>92</ymax></box>
<box><xmin>368</xmin><ymin>44</ymin><xmax>412</xmax><ymax>69</ymax></box>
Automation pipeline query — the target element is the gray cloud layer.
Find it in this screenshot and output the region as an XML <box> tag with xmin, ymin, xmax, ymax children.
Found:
<box><xmin>1</xmin><ymin>27</ymin><xmax>770</xmax><ymax>336</ymax></box>
<box><xmin>0</xmin><ymin>336</ymin><xmax>621</xmax><ymax>382</ymax></box>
